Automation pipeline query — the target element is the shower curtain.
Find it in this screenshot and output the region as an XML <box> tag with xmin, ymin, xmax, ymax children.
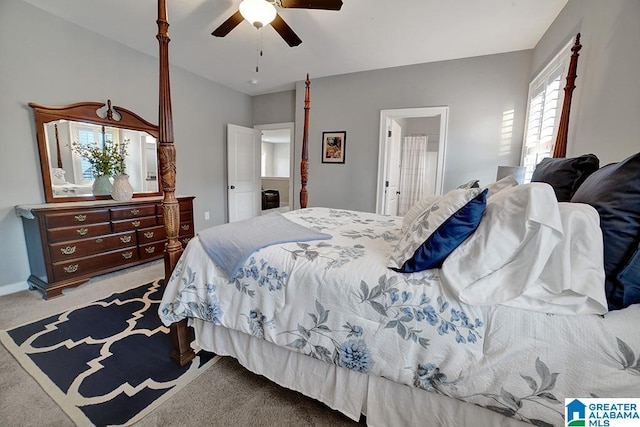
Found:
<box><xmin>398</xmin><ymin>135</ymin><xmax>437</xmax><ymax>216</ymax></box>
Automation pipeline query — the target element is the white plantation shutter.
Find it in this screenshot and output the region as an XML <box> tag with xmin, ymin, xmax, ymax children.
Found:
<box><xmin>521</xmin><ymin>40</ymin><xmax>573</xmax><ymax>182</ymax></box>
<box><xmin>71</xmin><ymin>122</ymin><xmax>116</xmax><ymax>182</ymax></box>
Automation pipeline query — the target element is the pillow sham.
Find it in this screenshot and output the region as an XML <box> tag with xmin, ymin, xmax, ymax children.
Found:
<box><xmin>401</xmin><ymin>194</ymin><xmax>440</xmax><ymax>232</ymax></box>
<box><xmin>456</xmin><ymin>179</ymin><xmax>480</xmax><ymax>189</ymax></box>
<box><xmin>571</xmin><ymin>151</ymin><xmax>640</xmax><ymax>310</ymax></box>
<box><xmin>505</xmin><ymin>202</ymin><xmax>607</xmax><ymax>315</ymax></box>
<box><xmin>618</xmin><ymin>242</ymin><xmax>640</xmax><ymax>307</ymax></box>
<box><xmin>440</xmin><ymin>184</ymin><xmax>565</xmax><ymax>309</ymax></box>
<box><xmin>389</xmin><ymin>188</ymin><xmax>487</xmax><ymax>273</ymax></box>
<box><xmin>484</xmin><ymin>175</ymin><xmax>518</xmax><ymax>199</ymax></box>
<box><xmin>531</xmin><ymin>154</ymin><xmax>599</xmax><ymax>201</ymax></box>
<box><xmin>51</xmin><ymin>168</ymin><xmax>66</xmax><ymax>185</ymax></box>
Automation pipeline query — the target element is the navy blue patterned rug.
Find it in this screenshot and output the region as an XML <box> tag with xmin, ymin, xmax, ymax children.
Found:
<box><xmin>0</xmin><ymin>279</ymin><xmax>219</xmax><ymax>426</ymax></box>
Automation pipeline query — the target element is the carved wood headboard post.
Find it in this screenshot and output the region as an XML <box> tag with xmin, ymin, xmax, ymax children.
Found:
<box><xmin>54</xmin><ymin>124</ymin><xmax>63</xmax><ymax>169</ymax></box>
<box><xmin>157</xmin><ymin>0</ymin><xmax>195</xmax><ymax>366</ymax></box>
<box><xmin>300</xmin><ymin>74</ymin><xmax>310</xmax><ymax>208</ymax></box>
<box><xmin>552</xmin><ymin>33</ymin><xmax>582</xmax><ymax>158</ymax></box>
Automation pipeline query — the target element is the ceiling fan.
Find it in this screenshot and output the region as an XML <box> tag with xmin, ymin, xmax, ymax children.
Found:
<box><xmin>212</xmin><ymin>0</ymin><xmax>343</xmax><ymax>47</ymax></box>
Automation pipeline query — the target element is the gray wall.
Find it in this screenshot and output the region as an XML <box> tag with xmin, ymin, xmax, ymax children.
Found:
<box><xmin>293</xmin><ymin>51</ymin><xmax>532</xmax><ymax>211</ymax></box>
<box><xmin>533</xmin><ymin>0</ymin><xmax>640</xmax><ymax>165</ymax></box>
<box><xmin>252</xmin><ymin>90</ymin><xmax>296</xmax><ymax>125</ymax></box>
<box><xmin>0</xmin><ymin>0</ymin><xmax>252</xmax><ymax>293</ymax></box>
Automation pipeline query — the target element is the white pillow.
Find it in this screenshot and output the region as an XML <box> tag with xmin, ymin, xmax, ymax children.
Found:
<box><xmin>507</xmin><ymin>202</ymin><xmax>607</xmax><ymax>315</ymax></box>
<box><xmin>441</xmin><ymin>183</ymin><xmax>607</xmax><ymax>314</ymax></box>
<box><xmin>484</xmin><ymin>175</ymin><xmax>518</xmax><ymax>199</ymax></box>
<box><xmin>51</xmin><ymin>168</ymin><xmax>66</xmax><ymax>185</ymax></box>
<box><xmin>440</xmin><ymin>183</ymin><xmax>563</xmax><ymax>306</ymax></box>
<box><xmin>389</xmin><ymin>188</ymin><xmax>486</xmax><ymax>273</ymax></box>
<box><xmin>401</xmin><ymin>194</ymin><xmax>440</xmax><ymax>232</ymax></box>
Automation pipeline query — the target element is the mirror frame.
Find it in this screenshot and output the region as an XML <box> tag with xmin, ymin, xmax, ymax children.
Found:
<box><xmin>29</xmin><ymin>100</ymin><xmax>161</xmax><ymax>203</ymax></box>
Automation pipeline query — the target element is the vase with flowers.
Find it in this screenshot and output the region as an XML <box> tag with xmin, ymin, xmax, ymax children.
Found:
<box><xmin>71</xmin><ymin>136</ymin><xmax>130</xmax><ymax>198</ymax></box>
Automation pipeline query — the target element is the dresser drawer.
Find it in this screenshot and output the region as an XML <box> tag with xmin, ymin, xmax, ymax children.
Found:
<box><xmin>52</xmin><ymin>247</ymin><xmax>140</xmax><ymax>282</ymax></box>
<box><xmin>45</xmin><ymin>209</ymin><xmax>110</xmax><ymax>229</ymax></box>
<box><xmin>47</xmin><ymin>222</ymin><xmax>112</xmax><ymax>243</ymax></box>
<box><xmin>110</xmin><ymin>204</ymin><xmax>157</xmax><ymax>220</ymax></box>
<box><xmin>180</xmin><ymin>236</ymin><xmax>193</xmax><ymax>247</ymax></box>
<box><xmin>139</xmin><ymin>241</ymin><xmax>166</xmax><ymax>260</ymax></box>
<box><xmin>112</xmin><ymin>216</ymin><xmax>157</xmax><ymax>232</ymax></box>
<box><xmin>178</xmin><ymin>221</ymin><xmax>193</xmax><ymax>236</ymax></box>
<box><xmin>49</xmin><ymin>231</ymin><xmax>137</xmax><ymax>262</ymax></box>
<box><xmin>137</xmin><ymin>225</ymin><xmax>166</xmax><ymax>244</ymax></box>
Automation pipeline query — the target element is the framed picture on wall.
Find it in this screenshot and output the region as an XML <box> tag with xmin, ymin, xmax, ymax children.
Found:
<box><xmin>321</xmin><ymin>131</ymin><xmax>346</xmax><ymax>164</ymax></box>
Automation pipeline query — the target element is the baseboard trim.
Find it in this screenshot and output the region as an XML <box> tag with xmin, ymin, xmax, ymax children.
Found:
<box><xmin>0</xmin><ymin>281</ymin><xmax>29</xmax><ymax>297</ymax></box>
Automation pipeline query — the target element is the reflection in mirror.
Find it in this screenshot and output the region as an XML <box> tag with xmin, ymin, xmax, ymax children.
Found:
<box><xmin>43</xmin><ymin>120</ymin><xmax>158</xmax><ymax>197</ymax></box>
<box><xmin>29</xmin><ymin>100</ymin><xmax>162</xmax><ymax>203</ymax></box>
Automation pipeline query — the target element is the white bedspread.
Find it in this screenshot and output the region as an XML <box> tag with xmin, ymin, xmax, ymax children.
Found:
<box><xmin>160</xmin><ymin>207</ymin><xmax>640</xmax><ymax>426</ymax></box>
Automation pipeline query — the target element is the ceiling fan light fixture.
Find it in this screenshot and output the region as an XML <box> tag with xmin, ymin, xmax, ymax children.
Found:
<box><xmin>239</xmin><ymin>0</ymin><xmax>277</xmax><ymax>28</ymax></box>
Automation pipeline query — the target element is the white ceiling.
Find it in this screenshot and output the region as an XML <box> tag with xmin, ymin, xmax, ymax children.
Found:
<box><xmin>20</xmin><ymin>0</ymin><xmax>568</xmax><ymax>96</ymax></box>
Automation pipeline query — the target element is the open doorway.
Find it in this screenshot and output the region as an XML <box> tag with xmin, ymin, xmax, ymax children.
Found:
<box><xmin>255</xmin><ymin>122</ymin><xmax>295</xmax><ymax>213</ymax></box>
<box><xmin>376</xmin><ymin>107</ymin><xmax>449</xmax><ymax>215</ymax></box>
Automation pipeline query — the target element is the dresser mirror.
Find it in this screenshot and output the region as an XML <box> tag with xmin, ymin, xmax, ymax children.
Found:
<box><xmin>30</xmin><ymin>100</ymin><xmax>161</xmax><ymax>203</ymax></box>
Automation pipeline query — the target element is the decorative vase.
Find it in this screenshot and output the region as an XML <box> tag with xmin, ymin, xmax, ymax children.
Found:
<box><xmin>92</xmin><ymin>175</ymin><xmax>112</xmax><ymax>196</ymax></box>
<box><xmin>111</xmin><ymin>174</ymin><xmax>134</xmax><ymax>201</ymax></box>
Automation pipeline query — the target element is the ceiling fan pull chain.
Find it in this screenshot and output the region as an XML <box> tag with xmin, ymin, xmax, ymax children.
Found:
<box><xmin>255</xmin><ymin>29</ymin><xmax>260</xmax><ymax>72</ymax></box>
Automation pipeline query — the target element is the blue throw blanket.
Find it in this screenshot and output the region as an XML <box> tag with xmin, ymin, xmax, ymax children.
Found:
<box><xmin>198</xmin><ymin>212</ymin><xmax>331</xmax><ymax>279</ymax></box>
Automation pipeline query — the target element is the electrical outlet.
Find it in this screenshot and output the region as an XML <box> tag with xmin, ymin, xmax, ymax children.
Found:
<box><xmin>204</xmin><ymin>211</ymin><xmax>210</xmax><ymax>220</ymax></box>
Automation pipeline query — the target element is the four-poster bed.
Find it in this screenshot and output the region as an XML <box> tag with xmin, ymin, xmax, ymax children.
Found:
<box><xmin>155</xmin><ymin>2</ymin><xmax>640</xmax><ymax>424</ymax></box>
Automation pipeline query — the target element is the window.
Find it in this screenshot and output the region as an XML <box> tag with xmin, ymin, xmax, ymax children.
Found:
<box><xmin>70</xmin><ymin>122</ymin><xmax>118</xmax><ymax>182</ymax></box>
<box><xmin>521</xmin><ymin>39</ymin><xmax>573</xmax><ymax>182</ymax></box>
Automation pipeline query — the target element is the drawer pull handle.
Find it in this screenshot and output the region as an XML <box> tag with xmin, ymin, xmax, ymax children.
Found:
<box><xmin>145</xmin><ymin>246</ymin><xmax>156</xmax><ymax>254</ymax></box>
<box><xmin>130</xmin><ymin>209</ymin><xmax>140</xmax><ymax>215</ymax></box>
<box><xmin>132</xmin><ymin>220</ymin><xmax>141</xmax><ymax>227</ymax></box>
<box><xmin>77</xmin><ymin>228</ymin><xmax>89</xmax><ymax>236</ymax></box>
<box><xmin>122</xmin><ymin>251</ymin><xmax>133</xmax><ymax>260</ymax></box>
<box><xmin>60</xmin><ymin>246</ymin><xmax>76</xmax><ymax>255</ymax></box>
<box><xmin>120</xmin><ymin>235</ymin><xmax>132</xmax><ymax>243</ymax></box>
<box><xmin>181</xmin><ymin>224</ymin><xmax>190</xmax><ymax>231</ymax></box>
<box><xmin>63</xmin><ymin>264</ymin><xmax>79</xmax><ymax>273</ymax></box>
<box><xmin>74</xmin><ymin>214</ymin><xmax>87</xmax><ymax>222</ymax></box>
<box><xmin>144</xmin><ymin>232</ymin><xmax>155</xmax><ymax>239</ymax></box>
<box><xmin>95</xmin><ymin>238</ymin><xmax>104</xmax><ymax>243</ymax></box>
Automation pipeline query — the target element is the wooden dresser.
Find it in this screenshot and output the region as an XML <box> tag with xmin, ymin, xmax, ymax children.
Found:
<box><xmin>17</xmin><ymin>196</ymin><xmax>195</xmax><ymax>298</ymax></box>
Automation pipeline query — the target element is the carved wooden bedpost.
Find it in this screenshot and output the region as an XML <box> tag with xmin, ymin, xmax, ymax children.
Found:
<box><xmin>300</xmin><ymin>74</ymin><xmax>310</xmax><ymax>208</ymax></box>
<box><xmin>552</xmin><ymin>33</ymin><xmax>582</xmax><ymax>158</ymax></box>
<box><xmin>157</xmin><ymin>0</ymin><xmax>195</xmax><ymax>366</ymax></box>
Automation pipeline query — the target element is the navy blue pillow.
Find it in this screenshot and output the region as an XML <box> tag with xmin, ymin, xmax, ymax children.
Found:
<box><xmin>392</xmin><ymin>190</ymin><xmax>487</xmax><ymax>272</ymax></box>
<box><xmin>531</xmin><ymin>154</ymin><xmax>599</xmax><ymax>202</ymax></box>
<box><xmin>618</xmin><ymin>243</ymin><xmax>640</xmax><ymax>307</ymax></box>
<box><xmin>571</xmin><ymin>152</ymin><xmax>640</xmax><ymax>310</ymax></box>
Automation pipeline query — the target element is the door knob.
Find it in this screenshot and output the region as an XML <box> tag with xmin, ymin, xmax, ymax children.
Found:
<box><xmin>229</xmin><ymin>185</ymin><xmax>235</xmax><ymax>189</ymax></box>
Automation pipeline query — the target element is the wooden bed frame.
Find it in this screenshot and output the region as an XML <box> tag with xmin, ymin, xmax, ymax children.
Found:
<box><xmin>154</xmin><ymin>0</ymin><xmax>582</xmax><ymax>366</ymax></box>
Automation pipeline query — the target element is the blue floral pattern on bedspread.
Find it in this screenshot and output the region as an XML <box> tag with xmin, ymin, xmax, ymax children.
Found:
<box><xmin>159</xmin><ymin>207</ymin><xmax>640</xmax><ymax>426</ymax></box>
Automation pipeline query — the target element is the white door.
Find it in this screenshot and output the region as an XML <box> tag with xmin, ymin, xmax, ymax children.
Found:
<box><xmin>227</xmin><ymin>124</ymin><xmax>261</xmax><ymax>222</ymax></box>
<box><xmin>383</xmin><ymin>119</ymin><xmax>402</xmax><ymax>215</ymax></box>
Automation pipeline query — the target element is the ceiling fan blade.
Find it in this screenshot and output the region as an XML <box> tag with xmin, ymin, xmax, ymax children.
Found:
<box><xmin>212</xmin><ymin>10</ymin><xmax>244</xmax><ymax>37</ymax></box>
<box><xmin>271</xmin><ymin>14</ymin><xmax>302</xmax><ymax>47</ymax></box>
<box><xmin>279</xmin><ymin>0</ymin><xmax>343</xmax><ymax>10</ymax></box>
